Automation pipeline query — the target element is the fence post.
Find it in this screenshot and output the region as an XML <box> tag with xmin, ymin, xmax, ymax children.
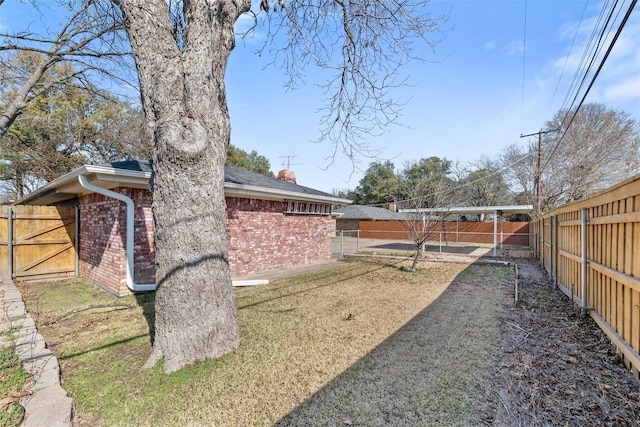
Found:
<box><xmin>581</xmin><ymin>207</ymin><xmax>588</xmax><ymax>313</ymax></box>
<box><xmin>540</xmin><ymin>218</ymin><xmax>544</xmax><ymax>268</ymax></box>
<box><xmin>514</xmin><ymin>264</ymin><xmax>519</xmax><ymax>305</ymax></box>
<box><xmin>549</xmin><ymin>215</ymin><xmax>555</xmax><ymax>281</ymax></box>
<box><xmin>75</xmin><ymin>206</ymin><xmax>80</xmax><ymax>277</ymax></box>
<box><xmin>493</xmin><ymin>210</ymin><xmax>497</xmax><ymax>257</ymax></box>
<box><xmin>356</xmin><ymin>229</ymin><xmax>360</xmax><ymax>252</ymax></box>
<box><xmin>7</xmin><ymin>206</ymin><xmax>13</xmax><ymax>278</ymax></box>
<box><xmin>553</xmin><ymin>215</ymin><xmax>559</xmax><ymax>288</ymax></box>
<box><xmin>340</xmin><ymin>230</ymin><xmax>344</xmax><ymax>257</ymax></box>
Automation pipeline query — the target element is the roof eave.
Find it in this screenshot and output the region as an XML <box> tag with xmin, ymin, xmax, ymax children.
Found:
<box><xmin>16</xmin><ymin>164</ymin><xmax>352</xmax><ymax>206</ymax></box>
<box><xmin>224</xmin><ymin>182</ymin><xmax>352</xmax><ymax>205</ymax></box>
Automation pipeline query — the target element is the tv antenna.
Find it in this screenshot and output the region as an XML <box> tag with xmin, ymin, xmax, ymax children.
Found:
<box><xmin>279</xmin><ymin>156</ymin><xmax>303</xmax><ymax>170</ymax></box>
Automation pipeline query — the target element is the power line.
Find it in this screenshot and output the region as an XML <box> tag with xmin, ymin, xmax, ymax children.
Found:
<box><xmin>560</xmin><ymin>0</ymin><xmax>619</xmax><ymax>128</ymax></box>
<box><xmin>546</xmin><ymin>0</ymin><xmax>589</xmax><ymax>119</ymax></box>
<box><xmin>544</xmin><ymin>0</ymin><xmax>637</xmax><ymax>170</ymax></box>
<box><xmin>559</xmin><ymin>0</ymin><xmax>614</xmax><ymax>118</ymax></box>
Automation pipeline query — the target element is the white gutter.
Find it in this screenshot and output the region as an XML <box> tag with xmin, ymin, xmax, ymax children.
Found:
<box><xmin>77</xmin><ymin>175</ymin><xmax>269</xmax><ymax>290</ymax></box>
<box><xmin>78</xmin><ymin>175</ymin><xmax>156</xmax><ymax>292</ymax></box>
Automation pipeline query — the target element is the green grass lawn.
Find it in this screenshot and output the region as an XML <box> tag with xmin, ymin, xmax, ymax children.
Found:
<box><xmin>18</xmin><ymin>258</ymin><xmax>511</xmax><ymax>426</ymax></box>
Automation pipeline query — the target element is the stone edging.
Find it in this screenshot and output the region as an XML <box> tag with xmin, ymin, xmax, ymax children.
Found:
<box><xmin>0</xmin><ymin>274</ymin><xmax>74</xmax><ymax>427</ymax></box>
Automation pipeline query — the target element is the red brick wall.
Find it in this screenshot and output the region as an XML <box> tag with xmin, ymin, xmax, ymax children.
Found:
<box><xmin>70</xmin><ymin>189</ymin><xmax>334</xmax><ymax>295</ymax></box>
<box><xmin>76</xmin><ymin>188</ymin><xmax>153</xmax><ymax>296</ymax></box>
<box><xmin>226</xmin><ymin>197</ymin><xmax>335</xmax><ymax>276</ymax></box>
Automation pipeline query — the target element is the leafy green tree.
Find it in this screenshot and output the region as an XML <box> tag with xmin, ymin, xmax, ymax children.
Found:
<box><xmin>0</xmin><ymin>1</ymin><xmax>132</xmax><ymax>139</ymax></box>
<box><xmin>226</xmin><ymin>145</ymin><xmax>274</xmax><ymax>177</ymax></box>
<box><xmin>0</xmin><ymin>53</ymin><xmax>148</xmax><ymax>198</ymax></box>
<box><xmin>352</xmin><ymin>161</ymin><xmax>399</xmax><ymax>205</ymax></box>
<box><xmin>398</xmin><ymin>157</ymin><xmax>454</xmax><ymax>206</ymax></box>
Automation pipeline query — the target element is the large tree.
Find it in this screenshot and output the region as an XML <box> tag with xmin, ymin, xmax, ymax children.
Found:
<box><xmin>110</xmin><ymin>0</ymin><xmax>445</xmax><ymax>373</ymax></box>
<box><xmin>398</xmin><ymin>157</ymin><xmax>453</xmax><ymax>204</ymax></box>
<box><xmin>352</xmin><ymin>160</ymin><xmax>400</xmax><ymax>205</ymax></box>
<box><xmin>542</xmin><ymin>104</ymin><xmax>640</xmax><ymax>205</ymax></box>
<box><xmin>502</xmin><ymin>103</ymin><xmax>640</xmax><ymax>213</ymax></box>
<box><xmin>226</xmin><ymin>145</ymin><xmax>274</xmax><ymax>177</ymax></box>
<box><xmin>0</xmin><ymin>53</ymin><xmax>148</xmax><ymax>198</ymax></box>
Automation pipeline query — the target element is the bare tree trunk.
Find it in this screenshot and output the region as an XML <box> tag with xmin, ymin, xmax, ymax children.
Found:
<box><xmin>411</xmin><ymin>249</ymin><xmax>420</xmax><ymax>271</ymax></box>
<box><xmin>114</xmin><ymin>0</ymin><xmax>248</xmax><ymax>374</ymax></box>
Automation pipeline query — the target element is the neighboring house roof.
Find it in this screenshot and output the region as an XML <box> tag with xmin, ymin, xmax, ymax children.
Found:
<box><xmin>333</xmin><ymin>205</ymin><xmax>403</xmax><ymax>220</ymax></box>
<box><xmin>16</xmin><ymin>160</ymin><xmax>352</xmax><ymax>206</ymax></box>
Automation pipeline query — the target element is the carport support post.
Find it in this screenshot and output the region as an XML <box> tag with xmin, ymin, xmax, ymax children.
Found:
<box><xmin>493</xmin><ymin>210</ymin><xmax>497</xmax><ymax>257</ymax></box>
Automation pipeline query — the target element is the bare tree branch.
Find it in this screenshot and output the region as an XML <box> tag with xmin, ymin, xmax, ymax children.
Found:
<box><xmin>253</xmin><ymin>0</ymin><xmax>448</xmax><ymax>165</ymax></box>
<box><xmin>0</xmin><ymin>0</ymin><xmax>134</xmax><ymax>139</ymax></box>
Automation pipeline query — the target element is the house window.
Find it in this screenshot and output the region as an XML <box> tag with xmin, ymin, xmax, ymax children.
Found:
<box><xmin>286</xmin><ymin>201</ymin><xmax>332</xmax><ymax>215</ymax></box>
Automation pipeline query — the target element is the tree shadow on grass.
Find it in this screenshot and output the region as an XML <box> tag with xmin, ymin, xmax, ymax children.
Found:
<box><xmin>276</xmin><ymin>261</ymin><xmax>507</xmax><ymax>426</ymax></box>
<box><xmin>134</xmin><ymin>291</ymin><xmax>155</xmax><ymax>343</ymax></box>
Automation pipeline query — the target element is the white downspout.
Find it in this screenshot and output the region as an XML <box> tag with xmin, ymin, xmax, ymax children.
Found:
<box><xmin>78</xmin><ymin>175</ymin><xmax>156</xmax><ymax>292</ymax></box>
<box><xmin>78</xmin><ymin>175</ymin><xmax>267</xmax><ymax>290</ymax></box>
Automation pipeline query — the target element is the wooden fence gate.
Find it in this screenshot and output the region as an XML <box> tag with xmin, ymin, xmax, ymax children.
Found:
<box><xmin>0</xmin><ymin>205</ymin><xmax>76</xmax><ymax>281</ymax></box>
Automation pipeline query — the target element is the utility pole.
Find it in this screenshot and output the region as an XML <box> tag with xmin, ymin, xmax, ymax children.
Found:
<box><xmin>520</xmin><ymin>128</ymin><xmax>559</xmax><ymax>217</ymax></box>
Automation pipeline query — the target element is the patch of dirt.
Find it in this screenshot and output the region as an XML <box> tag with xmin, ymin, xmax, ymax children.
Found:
<box><xmin>477</xmin><ymin>260</ymin><xmax>640</xmax><ymax>426</ymax></box>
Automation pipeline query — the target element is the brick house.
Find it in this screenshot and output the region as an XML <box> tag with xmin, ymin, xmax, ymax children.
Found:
<box><xmin>17</xmin><ymin>160</ymin><xmax>350</xmax><ymax>296</ymax></box>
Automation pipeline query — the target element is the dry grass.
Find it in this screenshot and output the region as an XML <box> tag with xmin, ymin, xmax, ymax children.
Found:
<box><xmin>17</xmin><ymin>258</ymin><xmax>511</xmax><ymax>426</ymax></box>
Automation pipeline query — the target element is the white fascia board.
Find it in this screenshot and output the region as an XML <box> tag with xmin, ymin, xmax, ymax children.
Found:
<box><xmin>16</xmin><ymin>166</ymin><xmax>89</xmax><ymax>205</ymax></box>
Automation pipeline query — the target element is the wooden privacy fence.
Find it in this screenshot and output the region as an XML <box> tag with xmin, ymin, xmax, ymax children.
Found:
<box><xmin>0</xmin><ymin>205</ymin><xmax>77</xmax><ymax>281</ymax></box>
<box><xmin>530</xmin><ymin>174</ymin><xmax>640</xmax><ymax>377</ymax></box>
<box><xmin>358</xmin><ymin>221</ymin><xmax>530</xmax><ymax>245</ymax></box>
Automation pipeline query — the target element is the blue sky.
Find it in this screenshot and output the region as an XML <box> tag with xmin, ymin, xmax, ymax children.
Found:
<box><xmin>226</xmin><ymin>0</ymin><xmax>640</xmax><ymax>192</ymax></box>
<box><xmin>2</xmin><ymin>1</ymin><xmax>639</xmax><ymax>193</ymax></box>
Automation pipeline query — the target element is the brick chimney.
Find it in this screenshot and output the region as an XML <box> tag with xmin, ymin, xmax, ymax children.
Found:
<box><xmin>277</xmin><ymin>169</ymin><xmax>297</xmax><ymax>183</ymax></box>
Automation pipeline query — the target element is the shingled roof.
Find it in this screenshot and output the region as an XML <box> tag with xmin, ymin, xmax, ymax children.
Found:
<box><xmin>333</xmin><ymin>205</ymin><xmax>403</xmax><ymax>220</ymax></box>
<box><xmin>17</xmin><ymin>159</ymin><xmax>351</xmax><ymax>206</ymax></box>
<box><xmin>106</xmin><ymin>160</ymin><xmax>336</xmax><ymax>199</ymax></box>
